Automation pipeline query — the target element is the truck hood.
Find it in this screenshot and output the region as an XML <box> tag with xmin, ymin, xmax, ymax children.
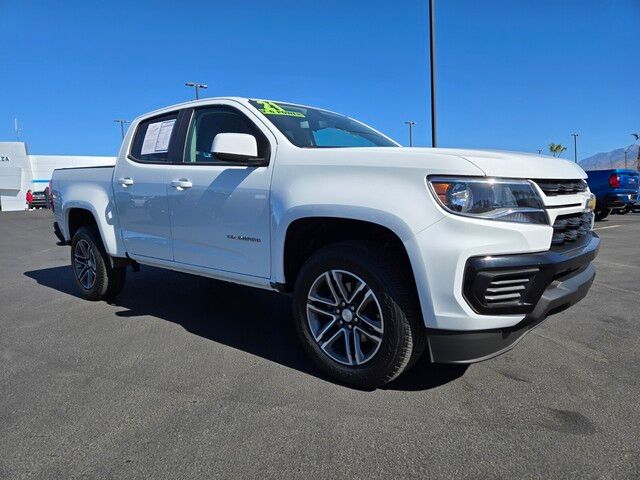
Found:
<box><xmin>294</xmin><ymin>147</ymin><xmax>587</xmax><ymax>180</ymax></box>
<box><xmin>422</xmin><ymin>148</ymin><xmax>587</xmax><ymax>179</ymax></box>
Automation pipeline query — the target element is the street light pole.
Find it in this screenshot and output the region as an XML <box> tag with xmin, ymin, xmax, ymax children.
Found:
<box><xmin>113</xmin><ymin>119</ymin><xmax>130</xmax><ymax>139</ymax></box>
<box><xmin>404</xmin><ymin>121</ymin><xmax>417</xmax><ymax>146</ymax></box>
<box><xmin>428</xmin><ymin>0</ymin><xmax>437</xmax><ymax>148</ymax></box>
<box><xmin>571</xmin><ymin>133</ymin><xmax>579</xmax><ymax>163</ymax></box>
<box><xmin>14</xmin><ymin>118</ymin><xmax>21</xmax><ymax>141</ymax></box>
<box><xmin>185</xmin><ymin>82</ymin><xmax>208</xmax><ymax>100</ymax></box>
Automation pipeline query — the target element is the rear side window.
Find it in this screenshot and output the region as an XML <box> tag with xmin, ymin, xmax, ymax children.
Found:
<box><xmin>130</xmin><ymin>112</ymin><xmax>179</xmax><ymax>162</ymax></box>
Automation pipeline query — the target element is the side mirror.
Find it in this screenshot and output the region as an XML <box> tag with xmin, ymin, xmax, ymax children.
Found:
<box><xmin>211</xmin><ymin>133</ymin><xmax>258</xmax><ymax>162</ymax></box>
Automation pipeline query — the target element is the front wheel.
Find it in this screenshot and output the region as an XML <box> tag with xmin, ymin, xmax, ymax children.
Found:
<box><xmin>594</xmin><ymin>208</ymin><xmax>611</xmax><ymax>221</ymax></box>
<box><xmin>293</xmin><ymin>242</ymin><xmax>426</xmax><ymax>389</ymax></box>
<box><xmin>71</xmin><ymin>226</ymin><xmax>126</xmax><ymax>301</ymax></box>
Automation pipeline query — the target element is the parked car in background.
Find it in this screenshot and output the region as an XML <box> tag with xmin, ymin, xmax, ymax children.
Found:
<box><xmin>30</xmin><ymin>190</ymin><xmax>48</xmax><ymax>209</ymax></box>
<box><xmin>50</xmin><ymin>97</ymin><xmax>599</xmax><ymax>388</ymax></box>
<box><xmin>613</xmin><ymin>191</ymin><xmax>640</xmax><ymax>215</ymax></box>
<box><xmin>585</xmin><ymin>169</ymin><xmax>639</xmax><ymax>220</ymax></box>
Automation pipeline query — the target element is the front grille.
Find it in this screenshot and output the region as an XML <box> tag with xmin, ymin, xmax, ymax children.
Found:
<box><xmin>534</xmin><ymin>179</ymin><xmax>587</xmax><ymax>196</ymax></box>
<box><xmin>552</xmin><ymin>211</ymin><xmax>593</xmax><ymax>247</ymax></box>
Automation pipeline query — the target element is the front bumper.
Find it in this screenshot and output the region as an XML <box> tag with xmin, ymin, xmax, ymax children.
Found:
<box><xmin>427</xmin><ymin>233</ymin><xmax>599</xmax><ymax>364</ymax></box>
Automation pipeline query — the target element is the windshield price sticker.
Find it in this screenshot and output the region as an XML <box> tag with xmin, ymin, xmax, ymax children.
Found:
<box><xmin>255</xmin><ymin>100</ymin><xmax>305</xmax><ymax>118</ymax></box>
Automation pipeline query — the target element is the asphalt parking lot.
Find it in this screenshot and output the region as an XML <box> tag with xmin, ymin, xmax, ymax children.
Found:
<box><xmin>1</xmin><ymin>210</ymin><xmax>639</xmax><ymax>479</ymax></box>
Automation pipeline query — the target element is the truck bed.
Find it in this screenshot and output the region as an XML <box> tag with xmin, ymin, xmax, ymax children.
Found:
<box><xmin>51</xmin><ymin>165</ymin><xmax>121</xmax><ymax>255</ymax></box>
<box><xmin>586</xmin><ymin>168</ymin><xmax>639</xmax><ymax>210</ymax></box>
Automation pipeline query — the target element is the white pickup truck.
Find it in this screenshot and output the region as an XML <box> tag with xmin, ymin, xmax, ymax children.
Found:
<box><xmin>52</xmin><ymin>97</ymin><xmax>599</xmax><ymax>388</ymax></box>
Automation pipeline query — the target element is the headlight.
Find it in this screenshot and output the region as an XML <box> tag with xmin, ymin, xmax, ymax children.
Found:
<box><xmin>428</xmin><ymin>176</ymin><xmax>548</xmax><ymax>225</ymax></box>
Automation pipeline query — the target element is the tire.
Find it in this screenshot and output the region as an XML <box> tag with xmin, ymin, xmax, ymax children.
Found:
<box><xmin>618</xmin><ymin>206</ymin><xmax>630</xmax><ymax>215</ymax></box>
<box><xmin>71</xmin><ymin>226</ymin><xmax>126</xmax><ymax>301</ymax></box>
<box><xmin>292</xmin><ymin>241</ymin><xmax>427</xmax><ymax>389</ymax></box>
<box><xmin>594</xmin><ymin>208</ymin><xmax>610</xmax><ymax>221</ymax></box>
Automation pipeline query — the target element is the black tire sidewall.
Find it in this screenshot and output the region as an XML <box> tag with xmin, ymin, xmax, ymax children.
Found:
<box><xmin>70</xmin><ymin>227</ymin><xmax>111</xmax><ymax>301</ymax></box>
<box><xmin>595</xmin><ymin>208</ymin><xmax>610</xmax><ymax>221</ymax></box>
<box><xmin>293</xmin><ymin>243</ymin><xmax>416</xmax><ymax>388</ymax></box>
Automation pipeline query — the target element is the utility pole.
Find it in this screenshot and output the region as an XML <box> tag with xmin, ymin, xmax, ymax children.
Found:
<box><xmin>571</xmin><ymin>133</ymin><xmax>579</xmax><ymax>163</ymax></box>
<box><xmin>428</xmin><ymin>0</ymin><xmax>437</xmax><ymax>147</ymax></box>
<box><xmin>185</xmin><ymin>82</ymin><xmax>208</xmax><ymax>100</ymax></box>
<box><xmin>537</xmin><ymin>149</ymin><xmax>542</xmax><ymax>154</ymax></box>
<box><xmin>404</xmin><ymin>121</ymin><xmax>417</xmax><ymax>146</ymax></box>
<box><xmin>113</xmin><ymin>119</ymin><xmax>130</xmax><ymax>139</ymax></box>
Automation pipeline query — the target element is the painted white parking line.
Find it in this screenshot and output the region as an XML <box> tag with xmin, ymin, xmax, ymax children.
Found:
<box><xmin>594</xmin><ymin>259</ymin><xmax>640</xmax><ymax>270</ymax></box>
<box><xmin>592</xmin><ymin>224</ymin><xmax>624</xmax><ymax>231</ymax></box>
<box><xmin>593</xmin><ymin>281</ymin><xmax>640</xmax><ymax>295</ymax></box>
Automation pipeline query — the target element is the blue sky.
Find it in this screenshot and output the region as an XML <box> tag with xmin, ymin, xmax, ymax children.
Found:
<box><xmin>0</xmin><ymin>0</ymin><xmax>638</xmax><ymax>160</ymax></box>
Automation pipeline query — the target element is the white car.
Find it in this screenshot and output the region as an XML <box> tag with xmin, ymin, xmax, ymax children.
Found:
<box><xmin>51</xmin><ymin>97</ymin><xmax>599</xmax><ymax>388</ymax></box>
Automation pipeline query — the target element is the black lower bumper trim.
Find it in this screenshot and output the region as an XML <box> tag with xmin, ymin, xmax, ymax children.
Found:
<box><xmin>430</xmin><ymin>241</ymin><xmax>598</xmax><ymax>364</ymax></box>
<box><xmin>463</xmin><ymin>234</ymin><xmax>600</xmax><ymax>315</ymax></box>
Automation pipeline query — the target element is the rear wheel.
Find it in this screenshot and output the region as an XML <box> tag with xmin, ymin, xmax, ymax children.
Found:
<box><xmin>594</xmin><ymin>208</ymin><xmax>610</xmax><ymax>221</ymax></box>
<box><xmin>71</xmin><ymin>226</ymin><xmax>126</xmax><ymax>301</ymax></box>
<box><xmin>293</xmin><ymin>242</ymin><xmax>426</xmax><ymax>389</ymax></box>
<box><xmin>617</xmin><ymin>206</ymin><xmax>630</xmax><ymax>215</ymax></box>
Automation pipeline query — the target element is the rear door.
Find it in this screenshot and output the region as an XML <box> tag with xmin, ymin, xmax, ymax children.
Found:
<box><xmin>166</xmin><ymin>103</ymin><xmax>275</xmax><ymax>278</ymax></box>
<box><xmin>113</xmin><ymin>111</ymin><xmax>185</xmax><ymax>261</ymax></box>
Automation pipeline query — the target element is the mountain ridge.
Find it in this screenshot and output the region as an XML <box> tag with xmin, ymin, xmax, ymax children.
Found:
<box><xmin>579</xmin><ymin>145</ymin><xmax>640</xmax><ymax>171</ymax></box>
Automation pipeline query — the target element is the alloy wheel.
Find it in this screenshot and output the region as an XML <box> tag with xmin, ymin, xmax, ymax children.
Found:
<box><xmin>306</xmin><ymin>269</ymin><xmax>384</xmax><ymax>366</ymax></box>
<box><xmin>74</xmin><ymin>239</ymin><xmax>97</xmax><ymax>290</ymax></box>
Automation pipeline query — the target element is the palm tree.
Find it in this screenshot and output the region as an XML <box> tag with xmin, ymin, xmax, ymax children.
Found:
<box><xmin>548</xmin><ymin>143</ymin><xmax>567</xmax><ymax>158</ymax></box>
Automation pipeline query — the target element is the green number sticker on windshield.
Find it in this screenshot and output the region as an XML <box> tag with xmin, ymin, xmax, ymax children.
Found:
<box><xmin>255</xmin><ymin>100</ymin><xmax>305</xmax><ymax>118</ymax></box>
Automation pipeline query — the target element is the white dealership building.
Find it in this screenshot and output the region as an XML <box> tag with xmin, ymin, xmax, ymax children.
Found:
<box><xmin>0</xmin><ymin>142</ymin><xmax>115</xmax><ymax>211</ymax></box>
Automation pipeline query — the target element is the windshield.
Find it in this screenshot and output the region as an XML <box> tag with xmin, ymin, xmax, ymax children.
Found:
<box><xmin>249</xmin><ymin>100</ymin><xmax>398</xmax><ymax>148</ymax></box>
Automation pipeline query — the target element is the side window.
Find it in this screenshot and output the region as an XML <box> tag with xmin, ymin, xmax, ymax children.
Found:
<box><xmin>185</xmin><ymin>106</ymin><xmax>269</xmax><ymax>164</ymax></box>
<box><xmin>130</xmin><ymin>112</ymin><xmax>179</xmax><ymax>163</ymax></box>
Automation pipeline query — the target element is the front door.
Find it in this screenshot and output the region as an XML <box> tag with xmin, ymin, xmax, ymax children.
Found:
<box><xmin>166</xmin><ymin>105</ymin><xmax>274</xmax><ymax>278</ymax></box>
<box><xmin>113</xmin><ymin>111</ymin><xmax>181</xmax><ymax>261</ymax></box>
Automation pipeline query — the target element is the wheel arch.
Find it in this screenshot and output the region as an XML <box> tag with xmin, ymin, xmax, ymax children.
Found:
<box><xmin>277</xmin><ymin>214</ymin><xmax>416</xmax><ymax>293</ymax></box>
<box><xmin>64</xmin><ymin>203</ymin><xmax>118</xmax><ymax>255</ymax></box>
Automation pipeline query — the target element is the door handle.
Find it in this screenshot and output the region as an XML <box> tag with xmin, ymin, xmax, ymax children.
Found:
<box><xmin>119</xmin><ymin>177</ymin><xmax>134</xmax><ymax>186</ymax></box>
<box><xmin>171</xmin><ymin>179</ymin><xmax>193</xmax><ymax>190</ymax></box>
